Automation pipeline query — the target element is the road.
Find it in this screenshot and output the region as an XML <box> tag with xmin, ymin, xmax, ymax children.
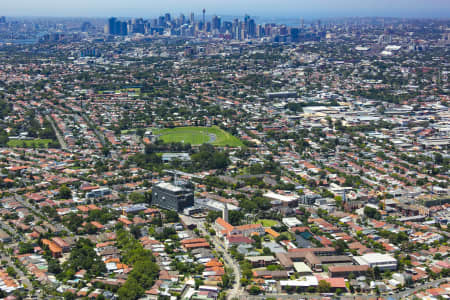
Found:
<box><xmin>14</xmin><ymin>195</ymin><xmax>71</xmax><ymax>234</ymax></box>
<box><xmin>211</xmin><ymin>234</ymin><xmax>242</xmax><ymax>300</ymax></box>
<box><xmin>244</xmin><ymin>278</ymin><xmax>449</xmax><ymax>300</ymax></box>
<box><xmin>393</xmin><ymin>278</ymin><xmax>448</xmax><ymax>299</ymax></box>
<box><xmin>80</xmin><ymin>112</ymin><xmax>108</xmax><ymax>149</ymax></box>
<box><xmin>45</xmin><ymin>115</ymin><xmax>67</xmax><ymax>149</ymax></box>
<box><xmin>180</xmin><ymin>215</ymin><xmax>244</xmax><ymax>300</ymax></box>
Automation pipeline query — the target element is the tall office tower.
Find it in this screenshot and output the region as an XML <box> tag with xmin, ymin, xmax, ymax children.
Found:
<box><xmin>257</xmin><ymin>24</ymin><xmax>264</xmax><ymax>37</ymax></box>
<box><xmin>108</xmin><ymin>17</ymin><xmax>117</xmax><ymax>35</ymax></box>
<box><xmin>223</xmin><ymin>21</ymin><xmax>232</xmax><ymax>34</ymax></box>
<box><xmin>179</xmin><ymin>14</ymin><xmax>185</xmax><ymax>25</ymax></box>
<box><xmin>132</xmin><ymin>18</ymin><xmax>145</xmax><ymax>34</ymax></box>
<box><xmin>202</xmin><ymin>8</ymin><xmax>206</xmax><ymax>29</ymax></box>
<box><xmin>190</xmin><ymin>12</ymin><xmax>195</xmax><ymax>24</ymax></box>
<box><xmin>197</xmin><ymin>21</ymin><xmax>204</xmax><ymax>31</ymax></box>
<box><xmin>119</xmin><ymin>21</ymin><xmax>128</xmax><ymax>36</ymax></box>
<box><xmin>231</xmin><ymin>19</ymin><xmax>238</xmax><ymax>39</ymax></box>
<box><xmin>165</xmin><ymin>13</ymin><xmax>171</xmax><ymax>23</ymax></box>
<box><xmin>0</xmin><ymin>16</ymin><xmax>6</xmax><ymax>24</ymax></box>
<box><xmin>212</xmin><ymin>15</ymin><xmax>221</xmax><ymax>31</ymax></box>
<box><xmin>248</xmin><ymin>18</ymin><xmax>256</xmax><ymax>37</ymax></box>
<box><xmin>264</xmin><ymin>24</ymin><xmax>272</xmax><ymax>36</ymax></box>
<box><xmin>81</xmin><ymin>21</ymin><xmax>92</xmax><ymax>32</ymax></box>
<box><xmin>244</xmin><ymin>15</ymin><xmax>250</xmax><ymax>26</ymax></box>
<box><xmin>158</xmin><ymin>16</ymin><xmax>165</xmax><ymax>26</ymax></box>
<box><xmin>301</xmin><ymin>18</ymin><xmax>304</xmax><ymax>29</ymax></box>
<box><xmin>290</xmin><ymin>27</ymin><xmax>299</xmax><ymax>42</ymax></box>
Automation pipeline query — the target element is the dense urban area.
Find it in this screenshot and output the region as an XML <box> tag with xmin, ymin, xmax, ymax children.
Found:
<box><xmin>0</xmin><ymin>12</ymin><xmax>448</xmax><ymax>300</ymax></box>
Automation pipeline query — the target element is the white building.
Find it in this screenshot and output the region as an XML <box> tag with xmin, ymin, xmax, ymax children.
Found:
<box><xmin>353</xmin><ymin>253</ymin><xmax>397</xmax><ymax>271</ymax></box>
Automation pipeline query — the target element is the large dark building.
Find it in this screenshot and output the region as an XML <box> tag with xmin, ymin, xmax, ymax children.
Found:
<box><xmin>107</xmin><ymin>17</ymin><xmax>128</xmax><ymax>36</ymax></box>
<box><xmin>152</xmin><ymin>181</ymin><xmax>194</xmax><ymax>212</ymax></box>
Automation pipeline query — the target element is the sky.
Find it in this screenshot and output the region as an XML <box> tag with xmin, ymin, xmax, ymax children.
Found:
<box><xmin>2</xmin><ymin>0</ymin><xmax>450</xmax><ymax>18</ymax></box>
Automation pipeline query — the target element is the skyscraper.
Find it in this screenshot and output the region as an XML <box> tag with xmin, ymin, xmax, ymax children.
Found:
<box><xmin>108</xmin><ymin>17</ymin><xmax>117</xmax><ymax>34</ymax></box>
<box><xmin>165</xmin><ymin>13</ymin><xmax>171</xmax><ymax>23</ymax></box>
<box><xmin>107</xmin><ymin>17</ymin><xmax>128</xmax><ymax>36</ymax></box>
<box><xmin>212</xmin><ymin>15</ymin><xmax>221</xmax><ymax>31</ymax></box>
<box><xmin>202</xmin><ymin>8</ymin><xmax>206</xmax><ymax>30</ymax></box>
<box><xmin>248</xmin><ymin>18</ymin><xmax>256</xmax><ymax>37</ymax></box>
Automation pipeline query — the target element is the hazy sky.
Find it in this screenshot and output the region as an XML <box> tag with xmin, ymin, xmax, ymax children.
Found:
<box><xmin>2</xmin><ymin>0</ymin><xmax>450</xmax><ymax>18</ymax></box>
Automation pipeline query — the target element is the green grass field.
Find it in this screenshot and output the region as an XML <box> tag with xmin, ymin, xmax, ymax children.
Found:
<box><xmin>152</xmin><ymin>126</ymin><xmax>243</xmax><ymax>147</ymax></box>
<box><xmin>7</xmin><ymin>139</ymin><xmax>52</xmax><ymax>148</ymax></box>
<box><xmin>257</xmin><ymin>219</ymin><xmax>279</xmax><ymax>227</ymax></box>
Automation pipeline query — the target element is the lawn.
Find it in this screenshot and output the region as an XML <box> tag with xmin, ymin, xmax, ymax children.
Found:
<box><xmin>7</xmin><ymin>139</ymin><xmax>53</xmax><ymax>148</ymax></box>
<box><xmin>257</xmin><ymin>219</ymin><xmax>279</xmax><ymax>227</ymax></box>
<box><xmin>152</xmin><ymin>126</ymin><xmax>243</xmax><ymax>147</ymax></box>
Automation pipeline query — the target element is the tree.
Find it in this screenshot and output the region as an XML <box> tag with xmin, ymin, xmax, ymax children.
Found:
<box><xmin>48</xmin><ymin>260</ymin><xmax>62</xmax><ymax>274</ymax></box>
<box><xmin>373</xmin><ymin>266</ymin><xmax>381</xmax><ymax>279</ymax></box>
<box><xmin>129</xmin><ymin>192</ymin><xmax>146</xmax><ymax>203</ymax></box>
<box><xmin>263</xmin><ymin>247</ymin><xmax>272</xmax><ymax>256</ymax></box>
<box><xmin>364</xmin><ymin>206</ymin><xmax>381</xmax><ymax>220</ymax></box>
<box><xmin>116</xmin><ymin>230</ymin><xmax>160</xmax><ymax>299</ymax></box>
<box><xmin>206</xmin><ymin>211</ymin><xmax>222</xmax><ymax>223</ymax></box>
<box><xmin>228</xmin><ymin>211</ymin><xmax>244</xmax><ymax>226</ymax></box>
<box><xmin>195</xmin><ymin>278</ymin><xmax>204</xmax><ymax>289</ymax></box>
<box><xmin>59</xmin><ymin>238</ymin><xmax>106</xmax><ymax>281</ymax></box>
<box><xmin>249</xmin><ymin>285</ymin><xmax>261</xmax><ymax>295</ymax></box>
<box><xmin>18</xmin><ymin>242</ymin><xmax>34</xmax><ymax>254</ymax></box>
<box><xmin>275</xmin><ymin>233</ymin><xmax>290</xmax><ymax>243</ymax></box>
<box><xmin>333</xmin><ymin>239</ymin><xmax>348</xmax><ymax>255</ymax></box>
<box><xmin>165</xmin><ymin>210</ymin><xmax>179</xmax><ymax>223</ymax></box>
<box><xmin>59</xmin><ymin>185</ymin><xmax>72</xmax><ymax>199</ymax></box>
<box><xmin>318</xmin><ymin>280</ymin><xmax>331</xmax><ymax>293</ymax></box>
<box><xmin>62</xmin><ymin>291</ymin><xmax>76</xmax><ymax>300</ymax></box>
<box><xmin>221</xmin><ymin>273</ymin><xmax>231</xmax><ymax>288</ymax></box>
<box><xmin>118</xmin><ymin>277</ymin><xmax>143</xmax><ymax>300</ymax></box>
<box><xmin>6</xmin><ymin>266</ymin><xmax>17</xmax><ymax>278</ymax></box>
<box><xmin>252</xmin><ymin>235</ymin><xmax>262</xmax><ymax>249</ymax></box>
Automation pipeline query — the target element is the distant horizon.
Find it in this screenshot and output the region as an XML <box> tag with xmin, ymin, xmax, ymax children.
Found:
<box><xmin>3</xmin><ymin>14</ymin><xmax>450</xmax><ymax>21</ymax></box>
<box><xmin>2</xmin><ymin>0</ymin><xmax>450</xmax><ymax>19</ymax></box>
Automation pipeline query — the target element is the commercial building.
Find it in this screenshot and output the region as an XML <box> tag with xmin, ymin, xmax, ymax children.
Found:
<box><xmin>353</xmin><ymin>253</ymin><xmax>397</xmax><ymax>271</ymax></box>
<box><xmin>264</xmin><ymin>191</ymin><xmax>299</xmax><ymax>207</ymax></box>
<box><xmin>328</xmin><ymin>265</ymin><xmax>370</xmax><ymax>278</ymax></box>
<box><xmin>152</xmin><ymin>181</ymin><xmax>194</xmax><ymax>212</ymax></box>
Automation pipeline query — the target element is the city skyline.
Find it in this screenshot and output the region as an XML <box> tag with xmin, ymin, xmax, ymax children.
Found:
<box><xmin>2</xmin><ymin>0</ymin><xmax>450</xmax><ymax>18</ymax></box>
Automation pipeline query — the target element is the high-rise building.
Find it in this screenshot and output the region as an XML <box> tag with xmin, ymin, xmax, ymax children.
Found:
<box><xmin>165</xmin><ymin>13</ymin><xmax>171</xmax><ymax>23</ymax></box>
<box><xmin>202</xmin><ymin>8</ymin><xmax>206</xmax><ymax>30</ymax></box>
<box><xmin>212</xmin><ymin>15</ymin><xmax>221</xmax><ymax>31</ymax></box>
<box><xmin>158</xmin><ymin>16</ymin><xmax>165</xmax><ymax>27</ymax></box>
<box><xmin>107</xmin><ymin>17</ymin><xmax>128</xmax><ymax>36</ymax></box>
<box><xmin>290</xmin><ymin>28</ymin><xmax>299</xmax><ymax>42</ymax></box>
<box><xmin>152</xmin><ymin>180</ymin><xmax>194</xmax><ymax>212</ymax></box>
<box><xmin>108</xmin><ymin>17</ymin><xmax>117</xmax><ymax>34</ymax></box>
<box><xmin>248</xmin><ymin>19</ymin><xmax>256</xmax><ymax>37</ymax></box>
<box><xmin>179</xmin><ymin>14</ymin><xmax>186</xmax><ymax>25</ymax></box>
